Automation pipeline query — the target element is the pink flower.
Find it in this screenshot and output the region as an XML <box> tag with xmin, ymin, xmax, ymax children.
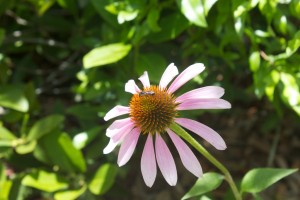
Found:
<box><xmin>103</xmin><ymin>63</ymin><xmax>231</xmax><ymax>187</ymax></box>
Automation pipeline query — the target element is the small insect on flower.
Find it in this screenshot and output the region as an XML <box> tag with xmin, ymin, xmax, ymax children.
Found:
<box><xmin>139</xmin><ymin>91</ymin><xmax>155</xmax><ymax>97</ymax></box>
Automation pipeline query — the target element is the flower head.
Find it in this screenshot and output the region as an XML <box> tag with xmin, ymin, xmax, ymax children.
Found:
<box><xmin>103</xmin><ymin>63</ymin><xmax>231</xmax><ymax>187</ymax></box>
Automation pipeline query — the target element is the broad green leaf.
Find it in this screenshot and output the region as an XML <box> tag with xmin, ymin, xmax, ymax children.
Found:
<box><xmin>177</xmin><ymin>0</ymin><xmax>207</xmax><ymax>27</ymax></box>
<box><xmin>27</xmin><ymin>114</ymin><xmax>64</xmax><ymax>141</ymax></box>
<box><xmin>88</xmin><ymin>163</ymin><xmax>117</xmax><ymax>195</ymax></box>
<box><xmin>290</xmin><ymin>0</ymin><xmax>300</xmax><ymax>19</ymax></box>
<box><xmin>91</xmin><ymin>0</ymin><xmax>119</xmax><ymax>28</ymax></box>
<box><xmin>15</xmin><ymin>140</ymin><xmax>37</xmax><ymax>154</ymax></box>
<box><xmin>259</xmin><ymin>0</ymin><xmax>277</xmax><ymax>24</ymax></box>
<box><xmin>146</xmin><ymin>9</ymin><xmax>161</xmax><ymax>32</ymax></box>
<box><xmin>0</xmin><ymin>85</ymin><xmax>29</xmax><ymax>112</ymax></box>
<box><xmin>83</xmin><ymin>43</ymin><xmax>132</xmax><ymax>69</ymax></box>
<box><xmin>22</xmin><ymin>170</ymin><xmax>68</xmax><ymax>192</ymax></box>
<box><xmin>249</xmin><ymin>51</ymin><xmax>261</xmax><ymax>72</ymax></box>
<box><xmin>241</xmin><ymin>168</ymin><xmax>298</xmax><ymax>193</ymax></box>
<box><xmin>34</xmin><ymin>132</ymin><xmax>86</xmax><ymax>172</ymax></box>
<box><xmin>181</xmin><ymin>172</ymin><xmax>224</xmax><ymax>200</ymax></box>
<box><xmin>0</xmin><ymin>125</ymin><xmax>16</xmax><ymax>140</ymax></box>
<box><xmin>58</xmin><ymin>133</ymin><xmax>86</xmax><ymax>172</ymax></box>
<box><xmin>57</xmin><ymin>0</ymin><xmax>77</xmax><ymax>14</ymax></box>
<box><xmin>148</xmin><ymin>13</ymin><xmax>189</xmax><ymax>43</ymax></box>
<box><xmin>54</xmin><ymin>186</ymin><xmax>87</xmax><ymax>200</ymax></box>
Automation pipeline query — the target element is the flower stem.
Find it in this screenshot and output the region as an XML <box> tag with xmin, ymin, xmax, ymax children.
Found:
<box><xmin>170</xmin><ymin>123</ymin><xmax>242</xmax><ymax>200</ymax></box>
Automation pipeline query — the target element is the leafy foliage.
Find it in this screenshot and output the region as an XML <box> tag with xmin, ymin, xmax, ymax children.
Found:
<box><xmin>0</xmin><ymin>0</ymin><xmax>299</xmax><ymax>199</ymax></box>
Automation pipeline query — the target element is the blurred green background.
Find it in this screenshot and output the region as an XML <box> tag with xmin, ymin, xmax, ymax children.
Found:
<box><xmin>0</xmin><ymin>0</ymin><xmax>299</xmax><ymax>199</ymax></box>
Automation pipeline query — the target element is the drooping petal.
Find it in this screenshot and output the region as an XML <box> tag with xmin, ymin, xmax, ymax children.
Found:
<box><xmin>155</xmin><ymin>134</ymin><xmax>177</xmax><ymax>186</ymax></box>
<box><xmin>168</xmin><ymin>63</ymin><xmax>205</xmax><ymax>93</ymax></box>
<box><xmin>177</xmin><ymin>99</ymin><xmax>231</xmax><ymax>110</ymax></box>
<box><xmin>159</xmin><ymin>63</ymin><xmax>179</xmax><ymax>89</ymax></box>
<box><xmin>103</xmin><ymin>138</ymin><xmax>119</xmax><ymax>154</ymax></box>
<box><xmin>125</xmin><ymin>80</ymin><xmax>141</xmax><ymax>94</ymax></box>
<box><xmin>167</xmin><ymin>129</ymin><xmax>202</xmax><ymax>177</ymax></box>
<box><xmin>104</xmin><ymin>105</ymin><xmax>130</xmax><ymax>121</ymax></box>
<box><xmin>138</xmin><ymin>71</ymin><xmax>150</xmax><ymax>88</ymax></box>
<box><xmin>175</xmin><ymin>118</ymin><xmax>226</xmax><ymax>150</ymax></box>
<box><xmin>175</xmin><ymin>86</ymin><xmax>225</xmax><ymax>103</ymax></box>
<box><xmin>106</xmin><ymin>118</ymin><xmax>134</xmax><ymax>137</ymax></box>
<box><xmin>117</xmin><ymin>128</ymin><xmax>140</xmax><ymax>166</ymax></box>
<box><xmin>141</xmin><ymin>134</ymin><xmax>157</xmax><ymax>187</ymax></box>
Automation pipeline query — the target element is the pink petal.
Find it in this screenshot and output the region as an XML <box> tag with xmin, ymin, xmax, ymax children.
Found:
<box><xmin>103</xmin><ymin>138</ymin><xmax>119</xmax><ymax>154</ymax></box>
<box><xmin>159</xmin><ymin>63</ymin><xmax>179</xmax><ymax>89</ymax></box>
<box><xmin>175</xmin><ymin>118</ymin><xmax>226</xmax><ymax>150</ymax></box>
<box><xmin>125</xmin><ymin>80</ymin><xmax>141</xmax><ymax>94</ymax></box>
<box><xmin>104</xmin><ymin>105</ymin><xmax>130</xmax><ymax>121</ymax></box>
<box><xmin>111</xmin><ymin>124</ymin><xmax>134</xmax><ymax>142</ymax></box>
<box><xmin>177</xmin><ymin>99</ymin><xmax>231</xmax><ymax>110</ymax></box>
<box><xmin>175</xmin><ymin>86</ymin><xmax>225</xmax><ymax>103</ymax></box>
<box><xmin>106</xmin><ymin>118</ymin><xmax>134</xmax><ymax>137</ymax></box>
<box><xmin>141</xmin><ymin>134</ymin><xmax>157</xmax><ymax>187</ymax></box>
<box><xmin>167</xmin><ymin>63</ymin><xmax>205</xmax><ymax>93</ymax></box>
<box><xmin>138</xmin><ymin>71</ymin><xmax>150</xmax><ymax>88</ymax></box>
<box><xmin>167</xmin><ymin>129</ymin><xmax>202</xmax><ymax>177</ymax></box>
<box><xmin>117</xmin><ymin>128</ymin><xmax>140</xmax><ymax>166</ymax></box>
<box><xmin>155</xmin><ymin>134</ymin><xmax>177</xmax><ymax>186</ymax></box>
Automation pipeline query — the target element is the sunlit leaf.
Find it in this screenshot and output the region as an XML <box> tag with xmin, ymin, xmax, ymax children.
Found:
<box><xmin>54</xmin><ymin>186</ymin><xmax>87</xmax><ymax>200</ymax></box>
<box><xmin>27</xmin><ymin>114</ymin><xmax>64</xmax><ymax>141</ymax></box>
<box><xmin>15</xmin><ymin>140</ymin><xmax>37</xmax><ymax>154</ymax></box>
<box><xmin>72</xmin><ymin>127</ymin><xmax>101</xmax><ymax>149</ymax></box>
<box><xmin>83</xmin><ymin>43</ymin><xmax>132</xmax><ymax>69</ymax></box>
<box><xmin>177</xmin><ymin>0</ymin><xmax>207</xmax><ymax>27</ymax></box>
<box><xmin>0</xmin><ymin>85</ymin><xmax>29</xmax><ymax>112</ymax></box>
<box><xmin>88</xmin><ymin>163</ymin><xmax>117</xmax><ymax>195</ymax></box>
<box><xmin>280</xmin><ymin>72</ymin><xmax>300</xmax><ymax>115</ymax></box>
<box><xmin>249</xmin><ymin>51</ymin><xmax>261</xmax><ymax>72</ymax></box>
<box><xmin>181</xmin><ymin>172</ymin><xmax>224</xmax><ymax>199</ymax></box>
<box><xmin>0</xmin><ymin>125</ymin><xmax>16</xmax><ymax>141</ymax></box>
<box><xmin>22</xmin><ymin>170</ymin><xmax>68</xmax><ymax>192</ymax></box>
<box><xmin>241</xmin><ymin>168</ymin><xmax>298</xmax><ymax>193</ymax></box>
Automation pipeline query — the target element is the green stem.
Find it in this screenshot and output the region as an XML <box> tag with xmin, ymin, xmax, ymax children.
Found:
<box><xmin>170</xmin><ymin>123</ymin><xmax>242</xmax><ymax>200</ymax></box>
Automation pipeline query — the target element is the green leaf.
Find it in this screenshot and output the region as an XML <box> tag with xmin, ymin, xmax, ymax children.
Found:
<box><xmin>22</xmin><ymin>170</ymin><xmax>68</xmax><ymax>192</ymax></box>
<box><xmin>203</xmin><ymin>0</ymin><xmax>218</xmax><ymax>16</ymax></box>
<box><xmin>249</xmin><ymin>51</ymin><xmax>261</xmax><ymax>72</ymax></box>
<box><xmin>177</xmin><ymin>0</ymin><xmax>207</xmax><ymax>27</ymax></box>
<box><xmin>58</xmin><ymin>133</ymin><xmax>86</xmax><ymax>172</ymax></box>
<box><xmin>181</xmin><ymin>172</ymin><xmax>224</xmax><ymax>200</ymax></box>
<box><xmin>148</xmin><ymin>13</ymin><xmax>189</xmax><ymax>43</ymax></box>
<box><xmin>83</xmin><ymin>43</ymin><xmax>132</xmax><ymax>69</ymax></box>
<box><xmin>0</xmin><ymin>85</ymin><xmax>29</xmax><ymax>112</ymax></box>
<box><xmin>280</xmin><ymin>72</ymin><xmax>300</xmax><ymax>115</ymax></box>
<box><xmin>0</xmin><ymin>125</ymin><xmax>16</xmax><ymax>141</ymax></box>
<box><xmin>241</xmin><ymin>168</ymin><xmax>298</xmax><ymax>193</ymax></box>
<box><xmin>27</xmin><ymin>114</ymin><xmax>64</xmax><ymax>141</ymax></box>
<box><xmin>34</xmin><ymin>132</ymin><xmax>86</xmax><ymax>173</ymax></box>
<box><xmin>54</xmin><ymin>186</ymin><xmax>87</xmax><ymax>200</ymax></box>
<box><xmin>15</xmin><ymin>140</ymin><xmax>37</xmax><ymax>154</ymax></box>
<box><xmin>72</xmin><ymin>127</ymin><xmax>102</xmax><ymax>149</ymax></box>
<box><xmin>88</xmin><ymin>163</ymin><xmax>117</xmax><ymax>195</ymax></box>
<box><xmin>146</xmin><ymin>8</ymin><xmax>161</xmax><ymax>32</ymax></box>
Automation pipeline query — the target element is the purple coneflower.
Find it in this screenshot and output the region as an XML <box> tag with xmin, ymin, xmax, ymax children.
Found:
<box><xmin>103</xmin><ymin>63</ymin><xmax>231</xmax><ymax>187</ymax></box>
